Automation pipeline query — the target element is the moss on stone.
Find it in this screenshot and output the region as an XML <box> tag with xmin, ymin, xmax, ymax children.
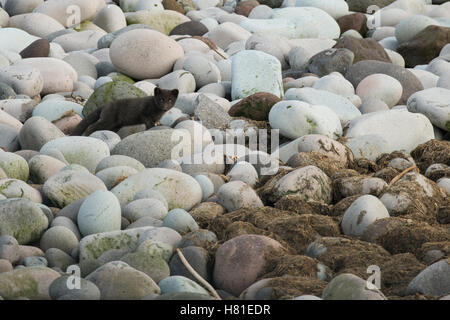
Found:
<box><xmin>126</xmin><ymin>10</ymin><xmax>189</xmax><ymax>35</ymax></box>
<box><xmin>108</xmin><ymin>73</ymin><xmax>135</xmax><ymax>84</ymax></box>
<box><xmin>82</xmin><ymin>233</ymin><xmax>138</xmax><ymax>261</ymax></box>
<box><xmin>120</xmin><ymin>252</ymin><xmax>170</xmax><ymax>282</ymax></box>
<box><xmin>0</xmin><ymin>199</ymin><xmax>48</xmax><ymax>244</ymax></box>
<box><xmin>82</xmin><ymin>81</ymin><xmax>147</xmax><ymax>117</ymax></box>
<box><xmin>0</xmin><ymin>267</ymin><xmax>60</xmax><ymax>300</ymax></box>
<box><xmin>306</xmin><ymin>118</ymin><xmax>317</xmax><ymax>133</ymax></box>
<box><xmin>0</xmin><ymin>153</ymin><xmax>29</xmax><ymax>181</ymax></box>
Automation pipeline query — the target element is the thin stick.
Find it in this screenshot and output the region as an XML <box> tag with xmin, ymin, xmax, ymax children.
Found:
<box><xmin>175</xmin><ymin>36</ymin><xmax>227</xmax><ymax>60</ymax></box>
<box><xmin>210</xmin><ymin>47</ymin><xmax>227</xmax><ymax>60</ymax></box>
<box><xmin>389</xmin><ymin>165</ymin><xmax>420</xmax><ymax>186</ymax></box>
<box><xmin>176</xmin><ymin>248</ymin><xmax>222</xmax><ymax>300</ymax></box>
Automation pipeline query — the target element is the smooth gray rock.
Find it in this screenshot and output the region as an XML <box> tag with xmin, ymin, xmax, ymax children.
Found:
<box><xmin>169</xmin><ymin>246</ymin><xmax>210</xmax><ymax>282</ymax></box>
<box><xmin>49</xmin><ymin>275</ymin><xmax>101</xmax><ymax>300</ymax></box>
<box><xmin>308</xmin><ymin>48</ymin><xmax>354</xmax><ymax>77</ymax></box>
<box><xmin>86</xmin><ymin>261</ymin><xmax>161</xmax><ymax>300</ymax></box>
<box><xmin>322</xmin><ymin>273</ymin><xmax>386</xmax><ymax>300</ymax></box>
<box><xmin>406</xmin><ymin>259</ymin><xmax>450</xmax><ymax>296</ymax></box>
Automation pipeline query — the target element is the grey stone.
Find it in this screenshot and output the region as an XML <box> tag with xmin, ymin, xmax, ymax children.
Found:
<box><xmin>194</xmin><ymin>94</ymin><xmax>232</xmax><ymax>129</ymax></box>
<box><xmin>40</xmin><ymin>226</ymin><xmax>79</xmax><ymax>255</ymax></box>
<box><xmin>45</xmin><ymin>248</ymin><xmax>76</xmax><ymax>271</ymax></box>
<box><xmin>322</xmin><ymin>273</ymin><xmax>386</xmax><ymax>300</ymax></box>
<box><xmin>406</xmin><ymin>259</ymin><xmax>450</xmax><ymax>296</ymax></box>
<box><xmin>120</xmin><ymin>251</ymin><xmax>170</xmax><ymax>283</ymax></box>
<box><xmin>86</xmin><ymin>261</ymin><xmax>161</xmax><ymax>300</ymax></box>
<box><xmin>111</xmin><ymin>129</ymin><xmax>191</xmax><ymax>168</ymax></box>
<box><xmin>49</xmin><ymin>275</ymin><xmax>100</xmax><ymax>300</ymax></box>
<box><xmin>169</xmin><ymin>246</ymin><xmax>210</xmax><ymax>282</ymax></box>
<box><xmin>308</xmin><ymin>48</ymin><xmax>355</xmax><ymax>77</ymax></box>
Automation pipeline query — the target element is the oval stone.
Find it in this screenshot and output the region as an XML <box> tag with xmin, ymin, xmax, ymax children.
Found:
<box><xmin>40</xmin><ymin>136</ymin><xmax>110</xmax><ymax>173</ymax></box>
<box><xmin>77</xmin><ymin>190</ymin><xmax>122</xmax><ymax>237</ymax></box>
<box><xmin>344</xmin><ymin>109</ymin><xmax>434</xmax><ymax>154</ymax></box>
<box><xmin>268</xmin><ymin>100</ymin><xmax>342</xmax><ymax>140</ymax></box>
<box><xmin>111</xmin><ymin>168</ymin><xmax>202</xmax><ymax>210</ymax></box>
<box><xmin>0</xmin><ymin>65</ymin><xmax>44</xmax><ymax>97</ymax></box>
<box><xmin>111</xmin><ymin>129</ymin><xmax>191</xmax><ymax>168</ymax></box>
<box><xmin>19</xmin><ymin>117</ymin><xmax>65</xmax><ymax>152</ymax></box>
<box><xmin>13</xmin><ymin>58</ymin><xmax>78</xmax><ymax>95</ymax></box>
<box><xmin>0</xmin><ymin>198</ymin><xmax>48</xmax><ymax>244</ymax></box>
<box><xmin>109</xmin><ymin>29</ymin><xmax>184</xmax><ymax>80</ymax></box>
<box><xmin>0</xmin><ymin>151</ymin><xmax>29</xmax><ymax>181</ymax></box>
<box><xmin>0</xmin><ymin>267</ymin><xmax>60</xmax><ymax>300</ymax></box>
<box><xmin>341</xmin><ymin>195</ymin><xmax>390</xmax><ymax>236</ymax></box>
<box><xmin>43</xmin><ymin>170</ymin><xmax>107</xmax><ymax>208</ymax></box>
<box><xmin>213</xmin><ymin>235</ymin><xmax>283</xmax><ymax>296</ymax></box>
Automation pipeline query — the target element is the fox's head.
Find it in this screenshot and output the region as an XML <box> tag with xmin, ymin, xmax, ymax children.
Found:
<box><xmin>154</xmin><ymin>87</ymin><xmax>179</xmax><ymax>111</ymax></box>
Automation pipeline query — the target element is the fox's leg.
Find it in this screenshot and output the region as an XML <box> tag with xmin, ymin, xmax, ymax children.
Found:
<box><xmin>82</xmin><ymin>119</ymin><xmax>111</xmax><ymax>136</ymax></box>
<box><xmin>71</xmin><ymin>109</ymin><xmax>101</xmax><ymax>136</ymax></box>
<box><xmin>84</xmin><ymin>111</ymin><xmax>124</xmax><ymax>135</ymax></box>
<box><xmin>144</xmin><ymin>119</ymin><xmax>155</xmax><ymax>129</ymax></box>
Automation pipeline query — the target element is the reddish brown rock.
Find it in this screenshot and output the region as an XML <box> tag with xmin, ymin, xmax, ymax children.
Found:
<box><xmin>333</xmin><ymin>36</ymin><xmax>391</xmax><ymax>64</ymax></box>
<box><xmin>213</xmin><ymin>234</ymin><xmax>284</xmax><ymax>296</ymax></box>
<box><xmin>337</xmin><ymin>13</ymin><xmax>368</xmax><ymax>36</ymax></box>
<box><xmin>162</xmin><ymin>0</ymin><xmax>185</xmax><ymax>14</ymax></box>
<box><xmin>282</xmin><ymin>77</ymin><xmax>294</xmax><ymax>84</ymax></box>
<box><xmin>397</xmin><ymin>25</ymin><xmax>450</xmax><ymax>67</ymax></box>
<box><xmin>235</xmin><ymin>0</ymin><xmax>260</xmax><ymax>17</ymax></box>
<box><xmin>228</xmin><ymin>92</ymin><xmax>281</xmax><ymax>121</ymax></box>
<box><xmin>52</xmin><ymin>113</ymin><xmax>83</xmax><ymax>135</ymax></box>
<box><xmin>0</xmin><ymin>244</ymin><xmax>44</xmax><ymax>265</ymax></box>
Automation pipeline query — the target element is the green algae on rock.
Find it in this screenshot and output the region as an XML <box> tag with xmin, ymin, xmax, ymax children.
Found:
<box><xmin>0</xmin><ymin>198</ymin><xmax>48</xmax><ymax>245</ymax></box>
<box><xmin>82</xmin><ymin>81</ymin><xmax>147</xmax><ymax>117</ymax></box>
<box><xmin>0</xmin><ymin>267</ymin><xmax>60</xmax><ymax>300</ymax></box>
<box><xmin>0</xmin><ymin>152</ymin><xmax>29</xmax><ymax>181</ymax></box>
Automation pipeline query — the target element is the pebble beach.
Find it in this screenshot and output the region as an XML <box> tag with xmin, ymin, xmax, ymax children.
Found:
<box><xmin>0</xmin><ymin>0</ymin><xmax>449</xmax><ymax>301</ymax></box>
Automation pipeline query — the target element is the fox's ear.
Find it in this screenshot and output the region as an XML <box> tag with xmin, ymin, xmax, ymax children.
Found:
<box><xmin>154</xmin><ymin>87</ymin><xmax>161</xmax><ymax>95</ymax></box>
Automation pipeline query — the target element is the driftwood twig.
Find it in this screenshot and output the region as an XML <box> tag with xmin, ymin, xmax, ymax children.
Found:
<box><xmin>176</xmin><ymin>248</ymin><xmax>222</xmax><ymax>300</ymax></box>
<box><xmin>389</xmin><ymin>165</ymin><xmax>420</xmax><ymax>186</ymax></box>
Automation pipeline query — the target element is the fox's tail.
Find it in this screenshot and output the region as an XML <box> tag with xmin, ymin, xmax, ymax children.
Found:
<box><xmin>71</xmin><ymin>108</ymin><xmax>101</xmax><ymax>136</ymax></box>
